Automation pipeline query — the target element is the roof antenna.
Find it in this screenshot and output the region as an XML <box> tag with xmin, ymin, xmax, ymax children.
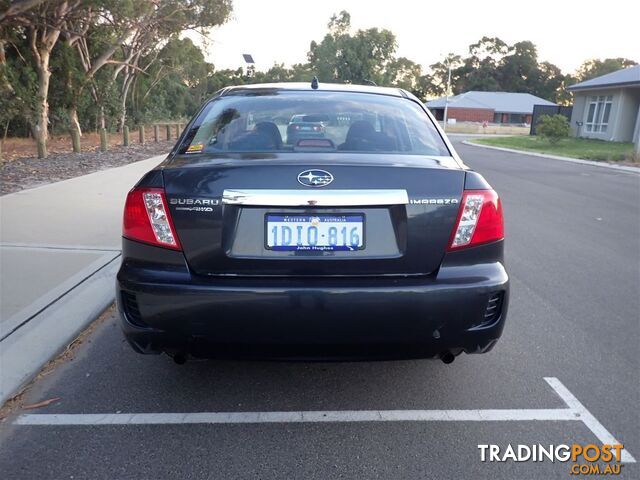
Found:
<box><xmin>364</xmin><ymin>79</ymin><xmax>377</xmax><ymax>86</ymax></box>
<box><xmin>311</xmin><ymin>76</ymin><xmax>319</xmax><ymax>90</ymax></box>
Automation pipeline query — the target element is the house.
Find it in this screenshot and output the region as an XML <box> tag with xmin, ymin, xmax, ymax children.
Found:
<box><xmin>567</xmin><ymin>65</ymin><xmax>640</xmax><ymax>143</ymax></box>
<box><xmin>425</xmin><ymin>91</ymin><xmax>556</xmax><ymax>125</ymax></box>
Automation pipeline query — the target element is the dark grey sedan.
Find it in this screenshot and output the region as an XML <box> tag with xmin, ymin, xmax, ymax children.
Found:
<box><xmin>116</xmin><ymin>81</ymin><xmax>508</xmax><ymax>364</ymax></box>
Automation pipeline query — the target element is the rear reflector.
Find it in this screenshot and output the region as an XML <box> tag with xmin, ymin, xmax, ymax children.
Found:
<box><xmin>123</xmin><ymin>187</ymin><xmax>181</xmax><ymax>250</ymax></box>
<box><xmin>448</xmin><ymin>189</ymin><xmax>504</xmax><ymax>250</ymax></box>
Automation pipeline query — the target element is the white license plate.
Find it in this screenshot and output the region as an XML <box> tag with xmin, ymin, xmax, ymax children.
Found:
<box><xmin>266</xmin><ymin>214</ymin><xmax>364</xmax><ymax>251</ymax></box>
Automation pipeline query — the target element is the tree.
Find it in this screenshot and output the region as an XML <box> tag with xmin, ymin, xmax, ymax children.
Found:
<box><xmin>131</xmin><ymin>37</ymin><xmax>209</xmax><ymax>123</ymax></box>
<box><xmin>422</xmin><ymin>37</ymin><xmax>568</xmax><ymax>103</ymax></box>
<box><xmin>206</xmin><ymin>67</ymin><xmax>245</xmax><ymax>94</ymax></box>
<box><xmin>307</xmin><ymin>11</ymin><xmax>398</xmax><ymax>85</ymax></box>
<box><xmin>536</xmin><ymin>61</ymin><xmax>571</xmax><ymax>105</ymax></box>
<box><xmin>384</xmin><ymin>57</ymin><xmax>422</xmax><ymax>92</ymax></box>
<box><xmin>1</xmin><ymin>27</ymin><xmax>40</xmax><ymax>133</ymax></box>
<box><xmin>575</xmin><ymin>58</ymin><xmax>637</xmax><ymax>82</ymax></box>
<box><xmin>468</xmin><ymin>36</ymin><xmax>510</xmax><ymax>59</ymax></box>
<box><xmin>0</xmin><ymin>0</ymin><xmax>47</xmax><ymax>24</ymax></box>
<box><xmin>112</xmin><ymin>0</ymin><xmax>232</xmax><ymax>131</ymax></box>
<box><xmin>60</xmin><ymin>2</ymin><xmax>138</xmax><ymax>136</ymax></box>
<box><xmin>10</xmin><ymin>6</ymin><xmax>633</xmax><ymax>157</ymax></box>
<box><xmin>0</xmin><ymin>31</ymin><xmax>35</xmax><ymax>159</ymax></box>
<box><xmin>453</xmin><ymin>37</ymin><xmax>507</xmax><ymax>94</ymax></box>
<box><xmin>5</xmin><ymin>1</ymin><xmax>86</xmax><ymax>157</ymax></box>
<box><xmin>499</xmin><ymin>41</ymin><xmax>539</xmax><ymax>92</ymax></box>
<box><xmin>1</xmin><ymin>0</ymin><xmax>234</xmax><ymax>154</ymax></box>
<box><xmin>418</xmin><ymin>54</ymin><xmax>461</xmax><ymax>99</ymax></box>
<box><xmin>454</xmin><ymin>56</ymin><xmax>501</xmax><ymax>93</ymax></box>
<box><xmin>256</xmin><ymin>62</ymin><xmax>314</xmax><ymax>83</ymax></box>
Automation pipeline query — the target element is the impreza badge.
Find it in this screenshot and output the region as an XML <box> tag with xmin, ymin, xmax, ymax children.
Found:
<box><xmin>297</xmin><ymin>169</ymin><xmax>334</xmax><ymax>187</ymax></box>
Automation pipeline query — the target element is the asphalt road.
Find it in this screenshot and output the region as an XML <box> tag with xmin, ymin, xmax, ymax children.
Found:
<box><xmin>1</xmin><ymin>138</ymin><xmax>639</xmax><ymax>479</ymax></box>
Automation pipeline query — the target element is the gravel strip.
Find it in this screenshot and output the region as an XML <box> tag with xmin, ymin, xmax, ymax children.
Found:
<box><xmin>1</xmin><ymin>142</ymin><xmax>172</xmax><ymax>196</ymax></box>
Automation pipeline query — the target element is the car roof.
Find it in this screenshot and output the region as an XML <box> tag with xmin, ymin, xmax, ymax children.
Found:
<box><xmin>219</xmin><ymin>82</ymin><xmax>408</xmax><ymax>98</ymax></box>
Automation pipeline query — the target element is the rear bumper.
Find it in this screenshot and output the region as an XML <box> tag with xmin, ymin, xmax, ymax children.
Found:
<box><xmin>116</xmin><ymin>243</ymin><xmax>509</xmax><ymax>360</ymax></box>
<box><xmin>286</xmin><ymin>131</ymin><xmax>325</xmax><ymax>143</ymax></box>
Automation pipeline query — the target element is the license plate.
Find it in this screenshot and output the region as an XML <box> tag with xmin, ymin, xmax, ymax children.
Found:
<box><xmin>266</xmin><ymin>214</ymin><xmax>364</xmax><ymax>251</ymax></box>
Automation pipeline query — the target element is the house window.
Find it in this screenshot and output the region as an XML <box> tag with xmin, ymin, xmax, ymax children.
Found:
<box><xmin>509</xmin><ymin>114</ymin><xmax>525</xmax><ymax>124</ymax></box>
<box><xmin>585</xmin><ymin>95</ymin><xmax>613</xmax><ymax>133</ymax></box>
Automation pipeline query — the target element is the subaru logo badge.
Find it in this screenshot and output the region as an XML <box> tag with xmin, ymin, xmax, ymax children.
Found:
<box><xmin>297</xmin><ymin>169</ymin><xmax>334</xmax><ymax>187</ymax></box>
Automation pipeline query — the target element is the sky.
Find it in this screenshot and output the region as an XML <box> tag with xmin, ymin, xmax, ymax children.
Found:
<box><xmin>186</xmin><ymin>0</ymin><xmax>639</xmax><ymax>75</ymax></box>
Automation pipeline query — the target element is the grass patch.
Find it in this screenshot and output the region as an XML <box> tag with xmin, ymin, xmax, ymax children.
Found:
<box><xmin>472</xmin><ymin>136</ymin><xmax>635</xmax><ymax>162</ymax></box>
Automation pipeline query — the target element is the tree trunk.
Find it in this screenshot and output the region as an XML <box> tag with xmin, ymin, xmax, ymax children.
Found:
<box><xmin>88</xmin><ymin>82</ymin><xmax>106</xmax><ymax>130</ymax></box>
<box><xmin>0</xmin><ymin>122</ymin><xmax>5</xmax><ymax>161</ymax></box>
<box><xmin>117</xmin><ymin>71</ymin><xmax>134</xmax><ymax>132</ymax></box>
<box><xmin>68</xmin><ymin>105</ymin><xmax>82</xmax><ymax>136</ymax></box>
<box><xmin>0</xmin><ymin>40</ymin><xmax>4</xmax><ymax>62</ymax></box>
<box><xmin>98</xmin><ymin>105</ymin><xmax>106</xmax><ymax>130</ymax></box>
<box><xmin>100</xmin><ymin>128</ymin><xmax>108</xmax><ymax>152</ymax></box>
<box><xmin>0</xmin><ymin>120</ymin><xmax>10</xmax><ymax>161</ymax></box>
<box><xmin>117</xmin><ymin>105</ymin><xmax>126</xmax><ymax>133</ymax></box>
<box><xmin>0</xmin><ymin>54</ymin><xmax>7</xmax><ymax>159</ymax></box>
<box><xmin>69</xmin><ymin>105</ymin><xmax>81</xmax><ymax>153</ymax></box>
<box><xmin>33</xmin><ymin>49</ymin><xmax>52</xmax><ymax>158</ymax></box>
<box><xmin>0</xmin><ymin>0</ymin><xmax>48</xmax><ymax>23</ymax></box>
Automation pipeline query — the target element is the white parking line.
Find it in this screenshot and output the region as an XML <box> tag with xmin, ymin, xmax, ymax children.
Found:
<box><xmin>13</xmin><ymin>408</ymin><xmax>578</xmax><ymax>426</ymax></box>
<box><xmin>544</xmin><ymin>377</ymin><xmax>636</xmax><ymax>463</ymax></box>
<box><xmin>13</xmin><ymin>377</ymin><xmax>636</xmax><ymax>463</ymax></box>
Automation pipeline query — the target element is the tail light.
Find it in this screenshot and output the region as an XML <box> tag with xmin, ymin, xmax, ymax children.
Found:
<box><xmin>123</xmin><ymin>187</ymin><xmax>181</xmax><ymax>250</ymax></box>
<box><xmin>448</xmin><ymin>189</ymin><xmax>504</xmax><ymax>250</ymax></box>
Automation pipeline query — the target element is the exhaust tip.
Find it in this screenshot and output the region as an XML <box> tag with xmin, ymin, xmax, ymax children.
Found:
<box><xmin>172</xmin><ymin>352</ymin><xmax>187</xmax><ymax>365</ymax></box>
<box><xmin>440</xmin><ymin>351</ymin><xmax>455</xmax><ymax>364</ymax></box>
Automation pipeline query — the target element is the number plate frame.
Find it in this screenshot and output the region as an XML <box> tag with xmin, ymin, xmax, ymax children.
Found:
<box><xmin>264</xmin><ymin>213</ymin><xmax>366</xmax><ymax>252</ymax></box>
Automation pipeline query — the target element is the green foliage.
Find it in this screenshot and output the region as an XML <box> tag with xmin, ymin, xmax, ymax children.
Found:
<box><xmin>575</xmin><ymin>58</ymin><xmax>637</xmax><ymax>82</ymax></box>
<box><xmin>536</xmin><ymin>114</ymin><xmax>570</xmax><ymax>144</ymax></box>
<box><xmin>307</xmin><ymin>11</ymin><xmax>400</xmax><ymax>85</ymax></box>
<box><xmin>436</xmin><ymin>37</ymin><xmax>571</xmax><ymax>103</ymax></box>
<box><xmin>252</xmin><ymin>63</ymin><xmax>313</xmax><ymax>83</ymax></box>
<box><xmin>1</xmin><ymin>35</ymin><xmax>39</xmax><ymax>136</ymax></box>
<box><xmin>131</xmin><ymin>37</ymin><xmax>210</xmax><ymax>124</ymax></box>
<box><xmin>2</xmin><ymin>4</ymin><xmax>636</xmax><ymax>143</ymax></box>
<box><xmin>1</xmin><ymin>0</ymin><xmax>234</xmax><ymax>137</ymax></box>
<box><xmin>207</xmin><ymin>68</ymin><xmax>246</xmax><ymax>93</ymax></box>
<box><xmin>418</xmin><ymin>54</ymin><xmax>460</xmax><ymax>98</ymax></box>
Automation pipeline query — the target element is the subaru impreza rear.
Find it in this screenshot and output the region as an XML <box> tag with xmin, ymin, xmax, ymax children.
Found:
<box><xmin>116</xmin><ymin>82</ymin><xmax>509</xmax><ymax>363</ymax></box>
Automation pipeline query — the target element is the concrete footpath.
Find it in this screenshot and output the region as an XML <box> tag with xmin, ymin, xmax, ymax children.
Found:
<box><xmin>0</xmin><ymin>154</ymin><xmax>165</xmax><ymax>403</ymax></box>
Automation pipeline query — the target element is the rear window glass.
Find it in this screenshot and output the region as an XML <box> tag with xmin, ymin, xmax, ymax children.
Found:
<box><xmin>178</xmin><ymin>91</ymin><xmax>450</xmax><ymax>156</ymax></box>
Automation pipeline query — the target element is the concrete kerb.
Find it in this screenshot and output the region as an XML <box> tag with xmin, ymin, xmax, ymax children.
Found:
<box><xmin>0</xmin><ymin>252</ymin><xmax>121</xmax><ymax>404</ymax></box>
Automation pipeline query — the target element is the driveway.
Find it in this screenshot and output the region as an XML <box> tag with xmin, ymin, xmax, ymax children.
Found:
<box><xmin>0</xmin><ymin>139</ymin><xmax>638</xmax><ymax>479</ymax></box>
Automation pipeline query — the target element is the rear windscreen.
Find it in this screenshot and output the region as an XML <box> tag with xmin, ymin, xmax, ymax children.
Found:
<box><xmin>178</xmin><ymin>91</ymin><xmax>450</xmax><ymax>156</ymax></box>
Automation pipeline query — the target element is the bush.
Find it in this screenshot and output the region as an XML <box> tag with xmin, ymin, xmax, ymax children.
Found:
<box><xmin>536</xmin><ymin>114</ymin><xmax>570</xmax><ymax>144</ymax></box>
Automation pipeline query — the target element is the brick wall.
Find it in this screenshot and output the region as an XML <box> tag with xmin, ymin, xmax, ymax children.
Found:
<box><xmin>447</xmin><ymin>107</ymin><xmax>494</xmax><ymax>123</ymax></box>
